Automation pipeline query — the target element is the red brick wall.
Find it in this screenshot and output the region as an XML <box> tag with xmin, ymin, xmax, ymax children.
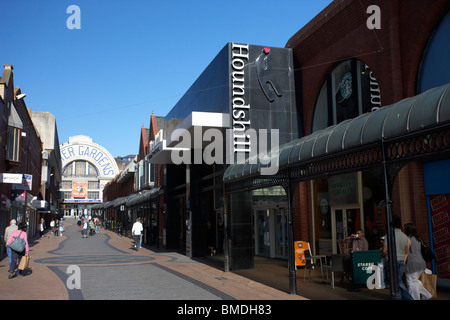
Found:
<box><xmin>286</xmin><ymin>0</ymin><xmax>449</xmax><ymax>246</ymax></box>
<box><xmin>288</xmin><ymin>0</ymin><xmax>449</xmax><ymax>135</ymax></box>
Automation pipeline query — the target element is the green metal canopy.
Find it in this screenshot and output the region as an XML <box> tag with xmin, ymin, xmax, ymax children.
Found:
<box><xmin>224</xmin><ymin>83</ymin><xmax>450</xmax><ymax>185</ymax></box>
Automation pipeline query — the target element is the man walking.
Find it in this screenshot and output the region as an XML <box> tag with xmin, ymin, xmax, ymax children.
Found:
<box><xmin>4</xmin><ymin>219</ymin><xmax>18</xmax><ymax>273</ymax></box>
<box><xmin>132</xmin><ymin>218</ymin><xmax>143</xmax><ymax>251</ymax></box>
<box><xmin>382</xmin><ymin>215</ymin><xmax>413</xmax><ymax>300</ymax></box>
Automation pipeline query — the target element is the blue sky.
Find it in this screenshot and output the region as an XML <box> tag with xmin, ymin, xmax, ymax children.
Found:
<box><xmin>1</xmin><ymin>0</ymin><xmax>332</xmax><ymax>158</ymax></box>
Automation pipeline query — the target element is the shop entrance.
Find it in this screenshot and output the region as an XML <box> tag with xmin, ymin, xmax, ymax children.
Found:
<box><xmin>254</xmin><ymin>204</ymin><xmax>288</xmax><ymax>259</ymax></box>
<box><xmin>331</xmin><ymin>206</ymin><xmax>362</xmax><ymax>254</ymax></box>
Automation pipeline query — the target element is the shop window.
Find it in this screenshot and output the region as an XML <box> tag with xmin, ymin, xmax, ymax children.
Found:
<box><xmin>312</xmin><ymin>59</ymin><xmax>381</xmax><ymax>132</ymax></box>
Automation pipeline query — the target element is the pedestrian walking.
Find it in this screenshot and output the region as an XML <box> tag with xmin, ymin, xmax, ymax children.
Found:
<box><xmin>132</xmin><ymin>218</ymin><xmax>143</xmax><ymax>251</ymax></box>
<box><xmin>404</xmin><ymin>222</ymin><xmax>433</xmax><ymax>300</ymax></box>
<box><xmin>382</xmin><ymin>215</ymin><xmax>413</xmax><ymax>300</ymax></box>
<box><xmin>4</xmin><ymin>219</ymin><xmax>18</xmax><ymax>274</ymax></box>
<box><xmin>39</xmin><ymin>218</ymin><xmax>46</xmax><ymax>237</ymax></box>
<box><xmin>50</xmin><ymin>219</ymin><xmax>55</xmax><ymax>235</ymax></box>
<box><xmin>55</xmin><ymin>219</ymin><xmax>59</xmax><ymax>236</ymax></box>
<box><xmin>59</xmin><ymin>218</ymin><xmax>64</xmax><ymax>236</ymax></box>
<box><xmin>95</xmin><ymin>217</ymin><xmax>101</xmax><ymax>234</ymax></box>
<box><xmin>89</xmin><ymin>219</ymin><xmax>95</xmax><ymax>236</ymax></box>
<box><xmin>81</xmin><ymin>218</ymin><xmax>89</xmax><ymax>238</ymax></box>
<box><xmin>7</xmin><ymin>222</ymin><xmax>29</xmax><ymax>279</ymax></box>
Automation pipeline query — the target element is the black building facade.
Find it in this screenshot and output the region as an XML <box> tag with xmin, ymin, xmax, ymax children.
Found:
<box><xmin>149</xmin><ymin>43</ymin><xmax>301</xmax><ymax>268</ymax></box>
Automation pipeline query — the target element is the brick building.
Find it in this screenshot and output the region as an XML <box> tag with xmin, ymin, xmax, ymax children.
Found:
<box><xmin>224</xmin><ymin>0</ymin><xmax>450</xmax><ymax>297</ymax></box>
<box><xmin>100</xmin><ymin>0</ymin><xmax>450</xmax><ymax>298</ymax></box>
<box><xmin>0</xmin><ymin>65</ymin><xmax>44</xmax><ymax>238</ymax></box>
<box><xmin>284</xmin><ymin>0</ymin><xmax>450</xmax><ymax>277</ymax></box>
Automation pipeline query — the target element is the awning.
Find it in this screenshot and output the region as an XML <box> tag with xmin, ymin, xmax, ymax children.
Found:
<box><xmin>224</xmin><ymin>83</ymin><xmax>450</xmax><ymax>184</ymax></box>
<box><xmin>103</xmin><ymin>201</ymin><xmax>114</xmax><ymax>209</ymax></box>
<box><xmin>125</xmin><ymin>186</ymin><xmax>163</xmax><ymax>207</ymax></box>
<box><xmin>113</xmin><ymin>196</ymin><xmax>127</xmax><ymax>208</ymax></box>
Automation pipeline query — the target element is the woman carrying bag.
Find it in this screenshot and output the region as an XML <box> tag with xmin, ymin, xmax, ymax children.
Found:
<box><xmin>7</xmin><ymin>222</ymin><xmax>29</xmax><ymax>279</ymax></box>
<box><xmin>404</xmin><ymin>223</ymin><xmax>433</xmax><ymax>300</ymax></box>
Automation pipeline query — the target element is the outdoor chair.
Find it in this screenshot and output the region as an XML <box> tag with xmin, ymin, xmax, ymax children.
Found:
<box><xmin>330</xmin><ymin>253</ymin><xmax>352</xmax><ymax>288</ymax></box>
<box><xmin>303</xmin><ymin>249</ymin><xmax>328</xmax><ymax>281</ymax></box>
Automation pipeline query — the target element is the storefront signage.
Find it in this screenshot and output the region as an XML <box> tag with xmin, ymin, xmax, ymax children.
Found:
<box><xmin>230</xmin><ymin>43</ymin><xmax>251</xmax><ymax>155</ymax></box>
<box><xmin>60</xmin><ymin>144</ymin><xmax>115</xmax><ymax>176</ymax></box>
<box><xmin>11</xmin><ymin>174</ymin><xmax>32</xmax><ymax>191</ymax></box>
<box><xmin>352</xmin><ymin>250</ymin><xmax>381</xmax><ymax>285</ymax></box>
<box><xmin>0</xmin><ymin>173</ymin><xmax>23</xmax><ymax>184</ymax></box>
<box><xmin>365</xmin><ymin>64</ymin><xmax>381</xmax><ymax>111</ymax></box>
<box><xmin>328</xmin><ymin>172</ymin><xmax>358</xmax><ymax>205</ymax></box>
<box><xmin>62</xmin><ymin>199</ymin><xmax>101</xmax><ymax>203</ymax></box>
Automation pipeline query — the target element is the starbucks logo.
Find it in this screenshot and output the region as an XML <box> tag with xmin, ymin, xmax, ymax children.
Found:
<box><xmin>340</xmin><ymin>72</ymin><xmax>352</xmax><ymax>99</ymax></box>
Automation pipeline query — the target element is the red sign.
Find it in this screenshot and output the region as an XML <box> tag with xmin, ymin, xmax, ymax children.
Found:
<box><xmin>429</xmin><ymin>194</ymin><xmax>450</xmax><ymax>279</ymax></box>
<box><xmin>72</xmin><ymin>181</ymin><xmax>87</xmax><ymax>198</ymax></box>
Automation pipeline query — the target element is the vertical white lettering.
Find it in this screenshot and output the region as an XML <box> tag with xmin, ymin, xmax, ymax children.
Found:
<box><xmin>231</xmin><ymin>43</ymin><xmax>249</xmax><ymax>60</ymax></box>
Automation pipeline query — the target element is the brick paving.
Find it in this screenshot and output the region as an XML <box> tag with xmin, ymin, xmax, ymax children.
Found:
<box><xmin>2</xmin><ymin>219</ymin><xmax>449</xmax><ymax>301</ymax></box>
<box><xmin>0</xmin><ymin>219</ymin><xmax>304</xmax><ymax>300</ymax></box>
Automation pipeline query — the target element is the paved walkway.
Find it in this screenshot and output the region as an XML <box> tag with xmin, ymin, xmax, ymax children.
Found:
<box><xmin>0</xmin><ymin>220</ymin><xmax>305</xmax><ymax>300</ymax></box>
<box><xmin>2</xmin><ymin>220</ymin><xmax>449</xmax><ymax>301</ymax></box>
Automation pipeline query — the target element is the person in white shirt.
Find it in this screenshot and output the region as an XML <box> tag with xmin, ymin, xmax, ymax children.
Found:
<box><xmin>132</xmin><ymin>218</ymin><xmax>143</xmax><ymax>251</ymax></box>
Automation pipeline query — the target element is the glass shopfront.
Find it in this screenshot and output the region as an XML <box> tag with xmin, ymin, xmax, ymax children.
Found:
<box><xmin>252</xmin><ymin>186</ymin><xmax>288</xmax><ymax>259</ymax></box>
<box><xmin>253</xmin><ymin>206</ymin><xmax>288</xmax><ymax>259</ymax></box>
<box><xmin>310</xmin><ymin>57</ymin><xmax>385</xmax><ymax>256</ymax></box>
<box><xmin>311</xmin><ymin>170</ymin><xmax>386</xmax><ymax>255</ymax></box>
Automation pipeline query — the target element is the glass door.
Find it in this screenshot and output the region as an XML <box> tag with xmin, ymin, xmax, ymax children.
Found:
<box><xmin>275</xmin><ymin>208</ymin><xmax>288</xmax><ymax>258</ymax></box>
<box><xmin>255</xmin><ymin>209</ymin><xmax>270</xmax><ymax>257</ymax></box>
<box><xmin>254</xmin><ymin>206</ymin><xmax>288</xmax><ymax>259</ymax></box>
<box><xmin>331</xmin><ymin>206</ymin><xmax>361</xmax><ymax>253</ymax></box>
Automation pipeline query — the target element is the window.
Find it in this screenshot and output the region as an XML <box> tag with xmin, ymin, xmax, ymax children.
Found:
<box><xmin>87</xmin><ymin>191</ymin><xmax>99</xmax><ymax>200</ymax></box>
<box><xmin>62</xmin><ymin>161</ymin><xmax>99</xmax><ymax>177</ymax></box>
<box><xmin>61</xmin><ymin>181</ymin><xmax>72</xmax><ymax>189</ymax></box>
<box><xmin>6</xmin><ymin>126</ymin><xmax>21</xmax><ymax>162</ymax></box>
<box><xmin>88</xmin><ymin>181</ymin><xmax>99</xmax><ymax>189</ymax></box>
<box><xmin>312</xmin><ymin>59</ymin><xmax>381</xmax><ymax>132</ymax></box>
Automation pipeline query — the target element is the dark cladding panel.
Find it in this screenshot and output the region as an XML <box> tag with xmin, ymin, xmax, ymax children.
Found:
<box><xmin>164</xmin><ymin>44</ymin><xmax>230</xmax><ymax>137</ymax></box>
<box><xmin>228</xmin><ymin>43</ymin><xmax>299</xmax><ymax>163</ymax></box>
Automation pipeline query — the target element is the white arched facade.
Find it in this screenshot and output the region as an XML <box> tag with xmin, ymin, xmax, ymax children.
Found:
<box><xmin>60</xmin><ymin>135</ymin><xmax>119</xmax><ymax>217</ymax></box>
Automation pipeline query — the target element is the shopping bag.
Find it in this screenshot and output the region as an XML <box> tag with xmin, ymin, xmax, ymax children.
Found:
<box><xmin>18</xmin><ymin>254</ymin><xmax>30</xmax><ymax>271</ymax></box>
<box><xmin>419</xmin><ymin>272</ymin><xmax>437</xmax><ymax>298</ymax></box>
<box><xmin>9</xmin><ymin>232</ymin><xmax>25</xmax><ymax>252</ymax></box>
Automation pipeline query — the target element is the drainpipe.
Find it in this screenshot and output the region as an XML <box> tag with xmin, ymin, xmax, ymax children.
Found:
<box><xmin>286</xmin><ymin>172</ymin><xmax>297</xmax><ymax>295</ymax></box>
<box><xmin>223</xmin><ymin>193</ymin><xmax>230</xmax><ymax>273</ymax></box>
